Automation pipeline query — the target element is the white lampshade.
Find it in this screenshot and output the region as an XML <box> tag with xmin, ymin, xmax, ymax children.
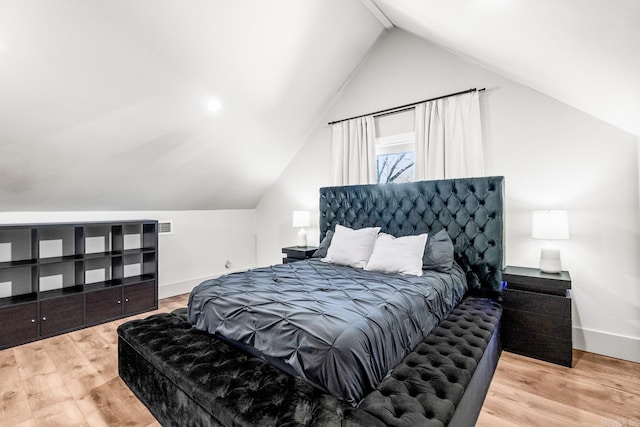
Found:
<box><xmin>532</xmin><ymin>210</ymin><xmax>569</xmax><ymax>273</ymax></box>
<box><xmin>292</xmin><ymin>211</ymin><xmax>310</xmax><ymax>247</ymax></box>
<box><xmin>532</xmin><ymin>210</ymin><xmax>569</xmax><ymax>240</ymax></box>
<box><xmin>292</xmin><ymin>211</ymin><xmax>310</xmax><ymax>228</ymax></box>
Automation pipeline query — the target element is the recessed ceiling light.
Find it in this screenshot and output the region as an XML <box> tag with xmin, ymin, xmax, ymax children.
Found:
<box><xmin>205</xmin><ymin>97</ymin><xmax>223</xmax><ymax>114</ymax></box>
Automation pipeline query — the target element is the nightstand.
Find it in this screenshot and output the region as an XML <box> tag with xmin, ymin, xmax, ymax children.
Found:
<box><xmin>281</xmin><ymin>246</ymin><xmax>318</xmax><ymax>264</ymax></box>
<box><xmin>501</xmin><ymin>266</ymin><xmax>572</xmax><ymax>367</ymax></box>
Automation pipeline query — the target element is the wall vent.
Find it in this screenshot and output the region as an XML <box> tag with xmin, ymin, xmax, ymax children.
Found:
<box><xmin>159</xmin><ymin>221</ymin><xmax>173</xmax><ymax>235</ymax></box>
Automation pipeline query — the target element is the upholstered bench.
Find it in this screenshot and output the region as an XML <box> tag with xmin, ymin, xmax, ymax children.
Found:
<box><xmin>118</xmin><ymin>297</ymin><xmax>501</xmax><ymax>427</ymax></box>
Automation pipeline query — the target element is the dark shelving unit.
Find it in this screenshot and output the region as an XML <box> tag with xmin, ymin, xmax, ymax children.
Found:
<box><xmin>0</xmin><ymin>220</ymin><xmax>158</xmax><ymax>349</ymax></box>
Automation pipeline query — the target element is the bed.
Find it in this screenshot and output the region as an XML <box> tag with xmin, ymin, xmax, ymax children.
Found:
<box><xmin>118</xmin><ymin>175</ymin><xmax>505</xmax><ymax>426</ymax></box>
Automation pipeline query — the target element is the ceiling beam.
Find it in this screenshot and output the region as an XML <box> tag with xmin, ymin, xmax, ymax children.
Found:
<box><xmin>360</xmin><ymin>0</ymin><xmax>394</xmax><ymax>30</ymax></box>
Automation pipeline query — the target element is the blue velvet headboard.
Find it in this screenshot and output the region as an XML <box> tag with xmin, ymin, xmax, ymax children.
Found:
<box><xmin>319</xmin><ymin>176</ymin><xmax>504</xmax><ymax>294</ymax></box>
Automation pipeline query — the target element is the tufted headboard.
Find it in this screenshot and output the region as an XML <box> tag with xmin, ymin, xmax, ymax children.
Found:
<box><xmin>319</xmin><ymin>176</ymin><xmax>504</xmax><ymax>294</ymax></box>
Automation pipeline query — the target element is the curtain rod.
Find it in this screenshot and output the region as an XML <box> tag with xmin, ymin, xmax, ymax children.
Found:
<box><xmin>327</xmin><ymin>87</ymin><xmax>485</xmax><ymax>126</ymax></box>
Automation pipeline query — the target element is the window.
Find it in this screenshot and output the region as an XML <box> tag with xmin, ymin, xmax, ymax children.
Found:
<box><xmin>375</xmin><ymin>132</ymin><xmax>415</xmax><ymax>183</ymax></box>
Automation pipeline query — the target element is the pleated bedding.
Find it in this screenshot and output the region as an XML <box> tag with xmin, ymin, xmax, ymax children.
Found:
<box><xmin>187</xmin><ymin>258</ymin><xmax>467</xmax><ymax>406</ymax></box>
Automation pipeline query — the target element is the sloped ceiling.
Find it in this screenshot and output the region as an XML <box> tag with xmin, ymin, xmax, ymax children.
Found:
<box><xmin>2</xmin><ymin>1</ymin><xmax>638</xmax><ymax>212</ymax></box>
<box><xmin>0</xmin><ymin>0</ymin><xmax>383</xmax><ymax>211</ymax></box>
<box><xmin>372</xmin><ymin>0</ymin><xmax>640</xmax><ymax>138</ymax></box>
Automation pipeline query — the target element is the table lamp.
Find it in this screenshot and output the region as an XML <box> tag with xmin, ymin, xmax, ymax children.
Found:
<box><xmin>292</xmin><ymin>210</ymin><xmax>310</xmax><ymax>247</ymax></box>
<box><xmin>532</xmin><ymin>210</ymin><xmax>569</xmax><ymax>273</ymax></box>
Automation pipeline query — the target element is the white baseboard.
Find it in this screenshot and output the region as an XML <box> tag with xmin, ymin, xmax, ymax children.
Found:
<box><xmin>158</xmin><ymin>277</ymin><xmax>203</xmax><ymax>299</ymax></box>
<box><xmin>158</xmin><ymin>269</ymin><xmax>246</xmax><ymax>299</ymax></box>
<box><xmin>573</xmin><ymin>327</ymin><xmax>640</xmax><ymax>363</ymax></box>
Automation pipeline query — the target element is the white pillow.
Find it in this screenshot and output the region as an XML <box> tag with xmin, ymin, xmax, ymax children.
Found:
<box><xmin>322</xmin><ymin>224</ymin><xmax>381</xmax><ymax>268</ymax></box>
<box><xmin>365</xmin><ymin>233</ymin><xmax>428</xmax><ymax>276</ymax></box>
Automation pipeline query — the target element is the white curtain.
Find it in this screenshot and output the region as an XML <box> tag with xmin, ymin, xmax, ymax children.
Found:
<box><xmin>330</xmin><ymin>116</ymin><xmax>376</xmax><ymax>186</ymax></box>
<box><xmin>414</xmin><ymin>91</ymin><xmax>484</xmax><ymax>180</ymax></box>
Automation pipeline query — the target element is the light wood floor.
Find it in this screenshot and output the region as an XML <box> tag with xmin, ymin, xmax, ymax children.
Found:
<box><xmin>1</xmin><ymin>294</ymin><xmax>638</xmax><ymax>427</ymax></box>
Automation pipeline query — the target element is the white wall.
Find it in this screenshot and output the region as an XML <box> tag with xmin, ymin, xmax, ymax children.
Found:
<box><xmin>0</xmin><ymin>210</ymin><xmax>256</xmax><ymax>298</ymax></box>
<box><xmin>256</xmin><ymin>29</ymin><xmax>640</xmax><ymax>362</ymax></box>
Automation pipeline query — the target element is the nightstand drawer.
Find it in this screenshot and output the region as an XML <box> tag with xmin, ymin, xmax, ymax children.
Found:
<box><xmin>502</xmin><ymin>266</ymin><xmax>570</xmax><ymax>296</ymax></box>
<box><xmin>502</xmin><ymin>328</ymin><xmax>572</xmax><ymax>367</ymax></box>
<box><xmin>281</xmin><ymin>246</ymin><xmax>318</xmax><ymax>264</ymax></box>
<box><xmin>502</xmin><ymin>288</ymin><xmax>570</xmax><ymax>317</ymax></box>
<box><xmin>503</xmin><ymin>307</ymin><xmax>572</xmax><ymax>341</ymax></box>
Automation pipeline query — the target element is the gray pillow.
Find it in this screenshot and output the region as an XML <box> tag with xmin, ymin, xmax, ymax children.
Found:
<box><xmin>312</xmin><ymin>230</ymin><xmax>334</xmax><ymax>258</ymax></box>
<box><xmin>422</xmin><ymin>229</ymin><xmax>454</xmax><ymax>272</ymax></box>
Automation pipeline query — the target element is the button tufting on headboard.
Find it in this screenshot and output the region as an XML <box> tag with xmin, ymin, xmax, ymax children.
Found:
<box><xmin>319</xmin><ymin>176</ymin><xmax>504</xmax><ymax>293</ymax></box>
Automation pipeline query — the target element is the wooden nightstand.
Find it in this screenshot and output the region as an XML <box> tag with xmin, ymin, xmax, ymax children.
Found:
<box><xmin>501</xmin><ymin>266</ymin><xmax>572</xmax><ymax>367</ymax></box>
<box><xmin>281</xmin><ymin>246</ymin><xmax>318</xmax><ymax>264</ymax></box>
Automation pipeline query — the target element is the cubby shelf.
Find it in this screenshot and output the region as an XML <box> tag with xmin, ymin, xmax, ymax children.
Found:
<box><xmin>39</xmin><ymin>285</ymin><xmax>85</xmax><ymax>300</ymax></box>
<box><xmin>38</xmin><ymin>254</ymin><xmax>84</xmax><ymax>264</ymax></box>
<box><xmin>0</xmin><ymin>220</ymin><xmax>158</xmax><ymax>349</ymax></box>
<box><xmin>0</xmin><ymin>292</ymin><xmax>38</xmax><ymax>307</ymax></box>
<box><xmin>0</xmin><ymin>259</ymin><xmax>38</xmax><ymax>269</ymax></box>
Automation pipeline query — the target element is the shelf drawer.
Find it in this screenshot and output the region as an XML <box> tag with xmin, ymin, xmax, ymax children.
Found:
<box><xmin>85</xmin><ymin>287</ymin><xmax>123</xmax><ymax>325</ymax></box>
<box><xmin>124</xmin><ymin>281</ymin><xmax>156</xmax><ymax>315</ymax></box>
<box><xmin>0</xmin><ymin>302</ymin><xmax>38</xmax><ymax>348</ymax></box>
<box><xmin>40</xmin><ymin>293</ymin><xmax>84</xmax><ymax>337</ymax></box>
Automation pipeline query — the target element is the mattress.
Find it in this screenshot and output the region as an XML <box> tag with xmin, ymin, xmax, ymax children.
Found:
<box><xmin>187</xmin><ymin>258</ymin><xmax>467</xmax><ymax>406</ymax></box>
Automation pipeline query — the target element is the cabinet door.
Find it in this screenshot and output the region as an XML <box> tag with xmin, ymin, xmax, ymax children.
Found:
<box><xmin>123</xmin><ymin>281</ymin><xmax>156</xmax><ymax>315</ymax></box>
<box><xmin>85</xmin><ymin>287</ymin><xmax>123</xmax><ymax>325</ymax></box>
<box><xmin>40</xmin><ymin>293</ymin><xmax>84</xmax><ymax>337</ymax></box>
<box><xmin>0</xmin><ymin>302</ymin><xmax>38</xmax><ymax>348</ymax></box>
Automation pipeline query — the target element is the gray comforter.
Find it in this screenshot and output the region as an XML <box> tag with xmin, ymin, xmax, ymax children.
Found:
<box><xmin>187</xmin><ymin>258</ymin><xmax>467</xmax><ymax>406</ymax></box>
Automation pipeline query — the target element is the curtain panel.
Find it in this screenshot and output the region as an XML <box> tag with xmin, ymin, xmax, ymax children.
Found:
<box><xmin>330</xmin><ymin>116</ymin><xmax>376</xmax><ymax>186</ymax></box>
<box><xmin>415</xmin><ymin>91</ymin><xmax>484</xmax><ymax>180</ymax></box>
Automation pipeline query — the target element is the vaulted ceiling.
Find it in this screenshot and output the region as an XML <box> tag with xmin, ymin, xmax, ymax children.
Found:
<box><xmin>0</xmin><ymin>0</ymin><xmax>383</xmax><ymax>210</ymax></box>
<box><xmin>0</xmin><ymin>0</ymin><xmax>637</xmax><ymax>211</ymax></box>
<box><xmin>372</xmin><ymin>0</ymin><xmax>640</xmax><ymax>138</ymax></box>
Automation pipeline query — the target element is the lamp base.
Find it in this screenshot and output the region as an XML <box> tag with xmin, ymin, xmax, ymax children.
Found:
<box><xmin>539</xmin><ymin>246</ymin><xmax>562</xmax><ymax>273</ymax></box>
<box><xmin>297</xmin><ymin>228</ymin><xmax>307</xmax><ymax>247</ymax></box>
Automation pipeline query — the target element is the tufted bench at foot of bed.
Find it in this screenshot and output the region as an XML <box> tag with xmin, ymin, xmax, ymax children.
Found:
<box><xmin>117</xmin><ymin>296</ymin><xmax>502</xmax><ymax>427</ymax></box>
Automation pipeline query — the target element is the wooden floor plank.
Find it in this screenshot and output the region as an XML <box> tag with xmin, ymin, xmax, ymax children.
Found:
<box><xmin>13</xmin><ymin>343</ymin><xmax>56</xmax><ymax>380</ymax></box>
<box><xmin>573</xmin><ymin>351</ymin><xmax>640</xmax><ymax>394</ymax></box>
<box><xmin>103</xmin><ymin>377</ymin><xmax>158</xmax><ymax>426</ymax></box>
<box><xmin>76</xmin><ymin>380</ymin><xmax>145</xmax><ymax>427</ymax></box>
<box><xmin>68</xmin><ymin>328</ymin><xmax>117</xmax><ymax>383</ymax></box>
<box><xmin>479</xmin><ymin>381</ymin><xmax>615</xmax><ymax>427</ymax></box>
<box><xmin>0</xmin><ymin>385</ymin><xmax>33</xmax><ymax>426</ymax></box>
<box><xmin>493</xmin><ymin>353</ymin><xmax>638</xmax><ymax>420</ymax></box>
<box><xmin>0</xmin><ymin>349</ymin><xmax>34</xmax><ymax>425</ymax></box>
<box><xmin>23</xmin><ymin>371</ymin><xmax>75</xmax><ymax>414</ymax></box>
<box><xmin>41</xmin><ymin>335</ymin><xmax>106</xmax><ymax>400</ymax></box>
<box><xmin>0</xmin><ymin>293</ymin><xmax>638</xmax><ymax>427</ymax></box>
<box><xmin>479</xmin><ymin>350</ymin><xmax>640</xmax><ymax>427</ymax></box>
<box><xmin>0</xmin><ymin>350</ymin><xmax>24</xmax><ymax>391</ymax></box>
<box><xmin>31</xmin><ymin>400</ymin><xmax>88</xmax><ymax>427</ymax></box>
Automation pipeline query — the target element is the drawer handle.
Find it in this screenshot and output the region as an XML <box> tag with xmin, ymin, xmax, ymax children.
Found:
<box><xmin>125</xmin><ymin>298</ymin><xmax>129</xmax><ymax>303</ymax></box>
<box><xmin>31</xmin><ymin>319</ymin><xmax>35</xmax><ymax>323</ymax></box>
<box><xmin>42</xmin><ymin>317</ymin><xmax>46</xmax><ymax>321</ymax></box>
<box><xmin>117</xmin><ymin>300</ymin><xmax>121</xmax><ymax>304</ymax></box>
